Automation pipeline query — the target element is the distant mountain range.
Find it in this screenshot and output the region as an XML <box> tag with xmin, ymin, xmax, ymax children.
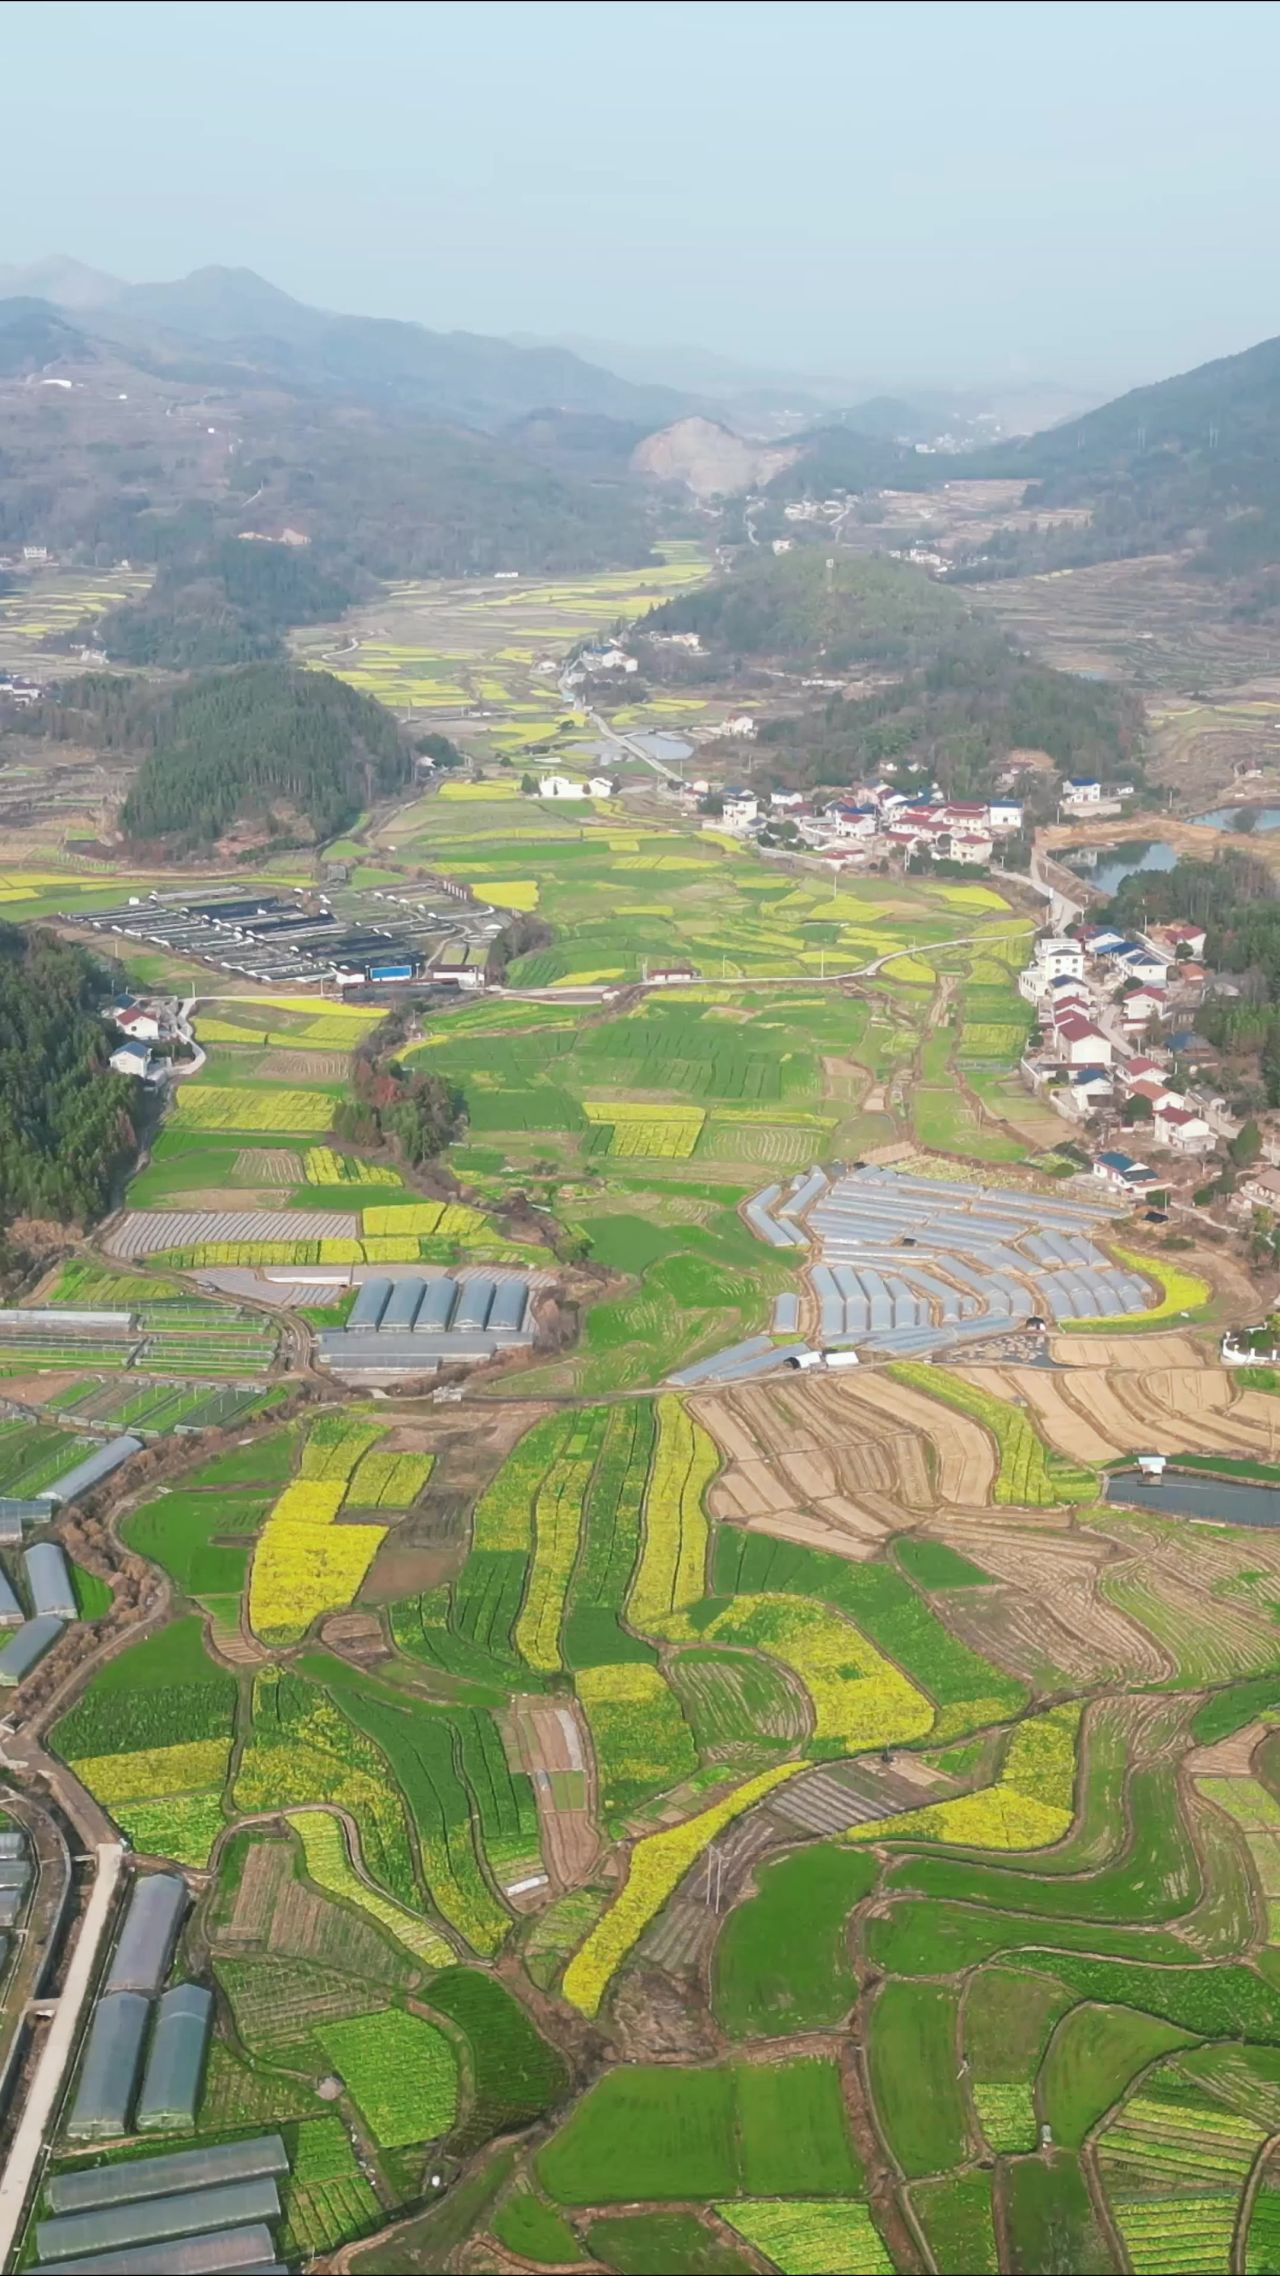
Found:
<box><xmin>0</xmin><ymin>256</ymin><xmax>690</xmax><ymax>430</ymax></box>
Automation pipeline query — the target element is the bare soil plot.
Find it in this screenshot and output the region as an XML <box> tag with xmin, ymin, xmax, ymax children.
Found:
<box><xmin>929</xmin><ymin>1518</ymin><xmax>1172</xmax><ymax>1683</ymax></box>
<box><xmin>837</xmin><ymin>1368</ymin><xmax>997</xmax><ymax>1508</ymax></box>
<box><xmin>258</xmin><ymin>1049</ymin><xmax>350</xmax><ymax>1082</ymax></box>
<box><xmin>507</xmin><ymin>1697</ymin><xmax>597</xmax><ymax>1892</ymax></box>
<box><xmin>1186</xmin><ymin>1721</ymin><xmax>1271</xmax><ymax>1777</ymax></box>
<box><xmin>970</xmin><ymin>1365</ymin><xmax>1126</xmax><ymax>1465</ymax></box>
<box><xmin>691</xmin><ymin>1376</ymin><xmax>933</xmax><ymax>1558</ymax></box>
<box><xmin>1050</xmin><ymin>1333</ymin><xmax>1207</xmax><ymax>1370</ymax></box>
<box><xmin>235</xmin><ymin>1148</ymin><xmax>299</xmax><ymax>1184</ymax></box>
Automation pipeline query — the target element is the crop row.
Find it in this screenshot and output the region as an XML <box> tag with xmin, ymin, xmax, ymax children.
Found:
<box><xmin>336</xmin><ymin>1690</ymin><xmax>516</xmax><ymax>1955</ymax></box>
<box><xmin>288</xmin><ymin>1809</ymin><xmax>452</xmax><ymax>1964</ymax></box>
<box><xmin>361</xmin><ymin>1201</ymin><xmax>489</xmax><ymax>1238</ymax></box>
<box><xmin>315</xmin><ymin>2008</ymin><xmax>458</xmax><ymax>2148</ymax></box>
<box><xmin>627</xmin><ymin>1394</ymin><xmax>716</xmax><ymax>1637</ymax></box>
<box><xmin>304</xmin><ymin>1148</ymin><xmax>401</xmax><ymax>1186</ymax></box>
<box><xmin>174</xmin><ymin>1084</ymin><xmax>334</xmax><ymax>1132</ymax></box>
<box><xmin>1111</xmin><ymin>2195</ymin><xmax>1240</xmax><ymax>2276</ymax></box>
<box><xmin>236</xmin><ymin>1670</ymin><xmax>419</xmax><ymax>1908</ymax></box>
<box><xmin>608</xmin><ymin>1120</ymin><xmax>704</xmax><ymax>1157</ymax></box>
<box><xmin>561</xmin><ymin>1762</ymin><xmax>799</xmax><ymax>2015</ymax></box>
<box><xmin>848</xmin><ymin>1703</ymin><xmax>1081</xmax><ymax>1852</ymax></box>
<box><xmin>157</xmin><ymin>1236</ymin><xmax>449</xmax><ymax>1266</ymax></box>
<box><xmin>300</xmin><ymin>1416</ymin><xmax>387</xmax><ymax>1482</ymax></box>
<box><xmin>577</xmin><ymin>1662</ymin><xmax>698</xmax><ymax>1830</ymax></box>
<box><xmin>889</xmin><ymin>1363</ymin><xmax>1096</xmax><ymax>1506</ymax></box>
<box><xmin>712</xmin><ymin>1530</ymin><xmax>1026</xmax><ymax>1739</ymax></box>
<box><xmin>562</xmin><ymin>1400</ymin><xmax>655</xmax><ymax>1669</ymax></box>
<box><xmin>424</xmin><ymin>1968</ymin><xmax>570</xmax><ymax>2154</ymax></box>
<box><xmin>704</xmin><ymin>1592</ymin><xmax>932</xmax><ymax>1753</ymax></box>
<box><xmin>348</xmin><ymin>1449</ymin><xmax>435</xmax><ymax>1508</ymax></box>
<box><xmin>514</xmin><ymin>1408</ymin><xmax>610</xmax><ymax>1673</ymax></box>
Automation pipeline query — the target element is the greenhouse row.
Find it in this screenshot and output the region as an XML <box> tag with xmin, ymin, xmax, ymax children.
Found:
<box><xmin>66</xmin><ymin>1981</ymin><xmax>212</xmax><ymax>2141</ymax></box>
<box><xmin>37</xmin><ymin>2137</ymin><xmax>291</xmax><ymax>2271</ymax></box>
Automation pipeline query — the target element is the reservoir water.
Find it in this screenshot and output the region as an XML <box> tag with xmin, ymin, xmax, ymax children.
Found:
<box><xmin>1063</xmin><ymin>840</ymin><xmax>1180</xmax><ymax>895</ymax></box>
<box><xmin>1106</xmin><ymin>1472</ymin><xmax>1280</xmax><ymax>1527</ymax></box>
<box><xmin>1194</xmin><ymin>806</ymin><xmax>1280</xmax><ymax>833</ymax></box>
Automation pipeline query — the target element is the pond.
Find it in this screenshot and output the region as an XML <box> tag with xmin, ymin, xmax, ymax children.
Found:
<box><xmin>1106</xmin><ymin>1471</ymin><xmax>1280</xmax><ymax>1527</ymax></box>
<box><xmin>1194</xmin><ymin>806</ymin><xmax>1280</xmax><ymax>833</ymax></box>
<box><xmin>1062</xmin><ymin>840</ymin><xmax>1180</xmax><ymax>895</ymax></box>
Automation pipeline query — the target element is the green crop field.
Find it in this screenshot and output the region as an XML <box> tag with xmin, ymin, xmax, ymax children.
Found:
<box><xmin>16</xmin><ymin>576</ymin><xmax>1278</xmax><ymax>2275</ymax></box>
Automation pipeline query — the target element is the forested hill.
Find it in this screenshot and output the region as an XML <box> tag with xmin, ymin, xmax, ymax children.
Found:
<box><xmin>639</xmin><ymin>550</ymin><xmax>969</xmax><ymax>670</ymax></box>
<box><xmin>965</xmin><ymin>331</ymin><xmax>1280</xmax><ymax>585</ymax></box>
<box><xmin>639</xmin><ymin>549</ymin><xmax>1142</xmax><ymax>803</ymax></box>
<box><xmin>90</xmin><ymin>665</ymin><xmax>413</xmax><ymax>851</ymax></box>
<box><xmin>0</xmin><ymin>927</ymin><xmax>138</xmax><ymax>1227</ymax></box>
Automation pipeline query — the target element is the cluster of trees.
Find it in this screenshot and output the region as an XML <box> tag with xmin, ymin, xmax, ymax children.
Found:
<box><xmin>115</xmin><ymin>664</ymin><xmax>411</xmax><ymax>850</ymax></box>
<box><xmin>639</xmin><ymin>548</ymin><xmax>1139</xmax><ymax>804</ymax></box>
<box><xmin>336</xmin><ymin>1021</ymin><xmax>464</xmax><ymax>1167</ymax></box>
<box><xmin>0</xmin><ymin>926</ymin><xmax>138</xmax><ymax>1226</ymax></box>
<box><xmin>641</xmin><ymin>549</ymin><xmax>966</xmax><ymax>673</ymax></box>
<box><xmin>94</xmin><ymin>533</ymin><xmax>362</xmax><ymax>670</ymax></box>
<box><xmin>1107</xmin><ymin>853</ymin><xmax>1280</xmax><ymax>1105</ymax></box>
<box><xmin>954</xmin><ymin>334</ymin><xmax>1280</xmax><ymax>595</ymax></box>
<box><xmin>756</xmin><ymin>633</ymin><xmax>1140</xmax><ymax>800</ymax></box>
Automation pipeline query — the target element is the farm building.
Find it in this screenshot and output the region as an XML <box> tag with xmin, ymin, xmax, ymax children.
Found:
<box><xmin>105</xmin><ymin>1872</ymin><xmax>188</xmax><ymax>1996</ymax></box>
<box><xmin>452</xmin><ymin>1278</ymin><xmax>496</xmax><ymax>1331</ymax></box>
<box><xmin>0</xmin><ymin>1615</ymin><xmax>64</xmax><ymax>1686</ymax></box>
<box><xmin>136</xmin><ymin>1982</ymin><xmax>214</xmax><ymax>2131</ymax></box>
<box><xmin>348</xmin><ymin>1277</ymin><xmax>392</xmax><ymax>1332</ymax></box>
<box><xmin>38</xmin><ymin>1434</ymin><xmax>142</xmax><ymax>1507</ymax></box>
<box><xmin>380</xmin><ymin>1279</ymin><xmax>425</xmax><ymax>1332</ymax></box>
<box><xmin>23</xmin><ymin>1541</ymin><xmax>76</xmax><ymax>1620</ymax></box>
<box><xmin>34</xmin><ymin>2177</ymin><xmax>283</xmax><ymax>2266</ymax></box>
<box><xmin>65</xmin><ymin>1990</ymin><xmax>149</xmax><ymax>2140</ymax></box>
<box><xmin>32</xmin><ymin>2226</ymin><xmax>280</xmax><ymax>2273</ymax></box>
<box><xmin>0</xmin><ymin>1569</ymin><xmax>21</xmax><ymax>1625</ymax></box>
<box><xmin>47</xmin><ymin>2132</ymin><xmax>289</xmax><ymax>2214</ymax></box>
<box><xmin>0</xmin><ymin>1500</ymin><xmax>53</xmax><ymax>1543</ymax></box>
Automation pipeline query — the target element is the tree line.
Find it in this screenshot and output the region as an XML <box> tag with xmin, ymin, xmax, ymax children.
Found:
<box><xmin>0</xmin><ymin>926</ymin><xmax>138</xmax><ymax>1227</ymax></box>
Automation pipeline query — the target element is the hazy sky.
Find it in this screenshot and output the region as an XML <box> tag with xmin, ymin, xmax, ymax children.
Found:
<box><xmin>7</xmin><ymin>0</ymin><xmax>1279</xmax><ymax>392</ymax></box>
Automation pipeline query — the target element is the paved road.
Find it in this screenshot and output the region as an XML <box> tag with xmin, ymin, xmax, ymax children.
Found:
<box><xmin>0</xmin><ymin>1840</ymin><xmax>123</xmax><ymax>2266</ymax></box>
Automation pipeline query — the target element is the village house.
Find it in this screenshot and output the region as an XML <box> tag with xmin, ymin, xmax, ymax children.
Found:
<box><xmin>1121</xmin><ymin>984</ymin><xmax>1167</xmax><ymax>1027</ymax></box>
<box><xmin>826</xmin><ymin>803</ymin><xmax>879</xmax><ymax>840</ymax></box>
<box><xmin>1240</xmin><ymin>1166</ymin><xmax>1280</xmax><ymax>1211</ymax></box>
<box><xmin>537</xmin><ymin>774</ymin><xmax>588</xmax><ymax>800</ymax></box>
<box><xmin>1152</xmin><ymin>1102</ymin><xmax>1215</xmax><ymax>1154</ymax></box>
<box><xmin>1062</xmin><ymin>776</ymin><xmax>1103</xmax><ymax>807</ymax></box>
<box><xmin>1150</xmin><ymin>920</ymin><xmax>1208</xmax><ymax>961</ymax></box>
<box><xmin>986</xmin><ymin>798</ymin><xmax>1023</xmax><ymax>833</ymax></box>
<box><xmin>1093</xmin><ymin>1148</ymin><xmax>1168</xmax><ymax>1200</ymax></box>
<box><xmin>1054</xmin><ymin>1011</ymin><xmax>1114</xmax><ymax>1066</ymax></box>
<box><xmin>720</xmin><ymin>788</ymin><xmax>760</xmax><ymax>828</ymax></box>
<box><xmin>932</xmin><ymin>832</ymin><xmax>994</xmax><ymax>866</ymax></box>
